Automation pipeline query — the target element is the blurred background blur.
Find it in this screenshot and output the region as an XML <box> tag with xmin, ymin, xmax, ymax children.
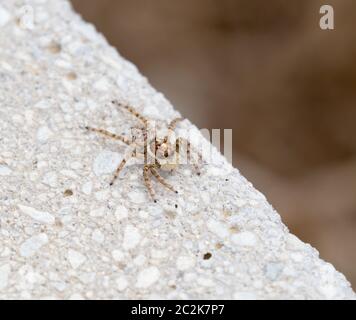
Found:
<box><xmin>71</xmin><ymin>0</ymin><xmax>356</xmax><ymax>288</ymax></box>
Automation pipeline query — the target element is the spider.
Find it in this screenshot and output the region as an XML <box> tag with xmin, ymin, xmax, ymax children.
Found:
<box><xmin>86</xmin><ymin>100</ymin><xmax>202</xmax><ymax>202</ymax></box>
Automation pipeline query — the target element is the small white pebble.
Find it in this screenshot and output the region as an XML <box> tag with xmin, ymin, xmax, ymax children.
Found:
<box><xmin>318</xmin><ymin>284</ymin><xmax>338</xmax><ymax>299</ymax></box>
<box><xmin>17</xmin><ymin>5</ymin><xmax>34</xmax><ymax>30</ymax></box>
<box><xmin>0</xmin><ymin>5</ymin><xmax>10</xmax><ymax>27</ymax></box>
<box><xmin>200</xmin><ymin>192</ymin><xmax>210</xmax><ymax>205</ymax></box>
<box><xmin>150</xmin><ymin>249</ymin><xmax>167</xmax><ymax>260</ymax></box>
<box><xmin>291</xmin><ymin>252</ymin><xmax>304</xmax><ymax>262</ymax></box>
<box><xmin>123</xmin><ymin>225</ymin><xmax>141</xmax><ymax>250</ymax></box>
<box><xmin>1</xmin><ymin>247</ymin><xmax>11</xmax><ymax>257</ymax></box>
<box><xmin>81</xmin><ymin>181</ymin><xmax>93</xmax><ymax>195</ymax></box>
<box><xmin>93</xmin><ymin>151</ymin><xmax>121</xmax><ymax>176</ymax></box>
<box><xmin>176</xmin><ymin>256</ymin><xmax>195</xmax><ymax>271</ymax></box>
<box><xmin>67</xmin><ymin>249</ymin><xmax>86</xmax><ymax>269</ymax></box>
<box><xmin>231</xmin><ymin>231</ymin><xmax>257</xmax><ymax>247</ymax></box>
<box><xmin>143</xmin><ymin>105</ymin><xmax>160</xmax><ymax>119</ymax></box>
<box><xmin>60</xmin><ymin>170</ymin><xmax>78</xmax><ymax>179</ymax></box>
<box><xmin>133</xmin><ymin>254</ymin><xmax>147</xmax><ymax>266</ymax></box>
<box><xmin>94</xmin><ymin>190</ymin><xmax>110</xmax><ymax>201</ymax></box>
<box><xmin>69</xmin><ymin>293</ymin><xmax>84</xmax><ymax>300</ymax></box>
<box><xmin>207</xmin><ymin>219</ymin><xmax>229</xmax><ymax>239</ymax></box>
<box><xmin>90</xmin><ymin>207</ymin><xmax>105</xmax><ymax>217</ymax></box>
<box><xmin>0</xmin><ymin>164</ymin><xmax>12</xmax><ymax>176</ymax></box>
<box><xmin>20</xmin><ymin>233</ymin><xmax>48</xmax><ymax>257</ymax></box>
<box><xmin>128</xmin><ymin>191</ymin><xmax>146</xmax><ymax>204</ymax></box>
<box><xmin>286</xmin><ymin>234</ymin><xmax>305</xmax><ymax>251</ymax></box>
<box><xmin>52</xmin><ymin>281</ymin><xmax>67</xmax><ymax>292</ymax></box>
<box><xmin>112</xmin><ymin>249</ymin><xmax>125</xmax><ymax>262</ymax></box>
<box><xmin>93</xmin><ymin>77</ymin><xmax>110</xmax><ymax>91</ymax></box>
<box><xmin>42</xmin><ymin>172</ymin><xmax>58</xmax><ymax>188</ymax></box>
<box><xmin>92</xmin><ymin>229</ymin><xmax>105</xmax><ymax>244</ymax></box>
<box><xmin>206</xmin><ymin>166</ymin><xmax>225</xmax><ymax>176</ymax></box>
<box><xmin>116</xmin><ymin>276</ymin><xmax>128</xmax><ymax>291</ymax></box>
<box><xmin>0</xmin><ymin>264</ymin><xmax>11</xmax><ymax>290</ymax></box>
<box><xmin>136</xmin><ymin>266</ymin><xmax>160</xmax><ymax>288</ymax></box>
<box><xmin>235</xmin><ymin>198</ymin><xmax>247</xmax><ymax>207</ymax></box>
<box><xmin>138</xmin><ymin>210</ymin><xmax>149</xmax><ymax>219</ymax></box>
<box><xmin>197</xmin><ymin>277</ymin><xmax>215</xmax><ymax>287</ymax></box>
<box><xmin>115</xmin><ymin>205</ymin><xmax>128</xmax><ymax>221</ymax></box>
<box><xmin>70</xmin><ymin>161</ymin><xmax>82</xmax><ymax>170</ymax></box>
<box><xmin>34</xmin><ymin>99</ymin><xmax>50</xmax><ymax>110</ymax></box>
<box><xmin>265</xmin><ymin>262</ymin><xmax>283</xmax><ymax>281</ymax></box>
<box><xmin>26</xmin><ymin>271</ymin><xmax>45</xmax><ymax>285</ymax></box>
<box><xmin>37</xmin><ymin>126</ymin><xmax>52</xmax><ymax>142</ymax></box>
<box><xmin>18</xmin><ymin>204</ymin><xmax>55</xmax><ymax>224</ymax></box>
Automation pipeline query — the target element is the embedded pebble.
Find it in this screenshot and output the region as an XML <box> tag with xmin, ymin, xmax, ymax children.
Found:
<box><xmin>67</xmin><ymin>249</ymin><xmax>86</xmax><ymax>269</ymax></box>
<box><xmin>115</xmin><ymin>205</ymin><xmax>129</xmax><ymax>221</ymax></box>
<box><xmin>176</xmin><ymin>256</ymin><xmax>195</xmax><ymax>271</ymax></box>
<box><xmin>20</xmin><ymin>234</ymin><xmax>49</xmax><ymax>257</ymax></box>
<box><xmin>235</xmin><ymin>198</ymin><xmax>247</xmax><ymax>207</ymax></box>
<box><xmin>0</xmin><ymin>264</ymin><xmax>11</xmax><ymax>290</ymax></box>
<box><xmin>89</xmin><ymin>207</ymin><xmax>105</xmax><ymax>217</ymax></box>
<box><xmin>0</xmin><ymin>5</ymin><xmax>10</xmax><ymax>27</ymax></box>
<box><xmin>0</xmin><ymin>164</ymin><xmax>12</xmax><ymax>176</ymax></box>
<box><xmin>116</xmin><ymin>276</ymin><xmax>129</xmax><ymax>291</ymax></box>
<box><xmin>18</xmin><ymin>205</ymin><xmax>55</xmax><ymax>224</ymax></box>
<box><xmin>136</xmin><ymin>266</ymin><xmax>160</xmax><ymax>288</ymax></box>
<box><xmin>207</xmin><ymin>219</ymin><xmax>229</xmax><ymax>239</ymax></box>
<box><xmin>127</xmin><ymin>191</ymin><xmax>147</xmax><ymax>204</ymax></box>
<box><xmin>133</xmin><ymin>254</ymin><xmax>147</xmax><ymax>266</ymax></box>
<box><xmin>42</xmin><ymin>172</ymin><xmax>58</xmax><ymax>188</ymax></box>
<box><xmin>197</xmin><ymin>277</ymin><xmax>215</xmax><ymax>287</ymax></box>
<box><xmin>112</xmin><ymin>249</ymin><xmax>125</xmax><ymax>262</ymax></box>
<box><xmin>81</xmin><ymin>181</ymin><xmax>93</xmax><ymax>195</ymax></box>
<box><xmin>93</xmin><ymin>77</ymin><xmax>110</xmax><ymax>91</ymax></box>
<box><xmin>17</xmin><ymin>5</ymin><xmax>35</xmax><ymax>30</ymax></box>
<box><xmin>231</xmin><ymin>231</ymin><xmax>258</xmax><ymax>247</ymax></box>
<box><xmin>92</xmin><ymin>229</ymin><xmax>105</xmax><ymax>244</ymax></box>
<box><xmin>265</xmin><ymin>262</ymin><xmax>283</xmax><ymax>281</ymax></box>
<box><xmin>69</xmin><ymin>293</ymin><xmax>85</xmax><ymax>300</ymax></box>
<box><xmin>123</xmin><ymin>225</ymin><xmax>141</xmax><ymax>250</ymax></box>
<box><xmin>286</xmin><ymin>234</ymin><xmax>305</xmax><ymax>251</ymax></box>
<box><xmin>93</xmin><ymin>151</ymin><xmax>121</xmax><ymax>176</ymax></box>
<box><xmin>318</xmin><ymin>284</ymin><xmax>338</xmax><ymax>299</ymax></box>
<box><xmin>37</xmin><ymin>126</ymin><xmax>52</xmax><ymax>142</ymax></box>
<box><xmin>34</xmin><ymin>99</ymin><xmax>51</xmax><ymax>110</ymax></box>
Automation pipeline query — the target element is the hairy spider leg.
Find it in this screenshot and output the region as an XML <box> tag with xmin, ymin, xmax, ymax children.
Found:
<box><xmin>178</xmin><ymin>137</ymin><xmax>202</xmax><ymax>175</ymax></box>
<box><xmin>112</xmin><ymin>100</ymin><xmax>148</xmax><ymax>125</ymax></box>
<box><xmin>110</xmin><ymin>146</ymin><xmax>137</xmax><ymax>186</ymax></box>
<box><xmin>150</xmin><ymin>166</ymin><xmax>178</xmax><ymax>193</ymax></box>
<box><xmin>85</xmin><ymin>126</ymin><xmax>131</xmax><ymax>145</ymax></box>
<box><xmin>143</xmin><ymin>165</ymin><xmax>157</xmax><ymax>202</ymax></box>
<box><xmin>163</xmin><ymin>117</ymin><xmax>183</xmax><ymax>143</ymax></box>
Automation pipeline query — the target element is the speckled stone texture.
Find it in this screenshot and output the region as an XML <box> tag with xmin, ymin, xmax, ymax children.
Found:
<box><xmin>0</xmin><ymin>0</ymin><xmax>354</xmax><ymax>299</ymax></box>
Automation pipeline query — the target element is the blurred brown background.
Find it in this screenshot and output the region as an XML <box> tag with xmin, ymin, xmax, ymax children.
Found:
<box><xmin>71</xmin><ymin>0</ymin><xmax>356</xmax><ymax>288</ymax></box>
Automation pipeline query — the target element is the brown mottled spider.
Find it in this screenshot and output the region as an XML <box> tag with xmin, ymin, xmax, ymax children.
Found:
<box><xmin>86</xmin><ymin>100</ymin><xmax>202</xmax><ymax>202</ymax></box>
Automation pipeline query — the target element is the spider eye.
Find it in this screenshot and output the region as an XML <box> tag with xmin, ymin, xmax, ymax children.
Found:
<box><xmin>164</xmin><ymin>152</ymin><xmax>169</xmax><ymax>158</ymax></box>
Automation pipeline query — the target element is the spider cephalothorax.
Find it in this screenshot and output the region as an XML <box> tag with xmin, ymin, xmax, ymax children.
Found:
<box><xmin>86</xmin><ymin>100</ymin><xmax>202</xmax><ymax>202</ymax></box>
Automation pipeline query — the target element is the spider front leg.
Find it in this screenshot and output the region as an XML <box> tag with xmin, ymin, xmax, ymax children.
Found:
<box><xmin>150</xmin><ymin>165</ymin><xmax>178</xmax><ymax>194</ymax></box>
<box><xmin>143</xmin><ymin>165</ymin><xmax>157</xmax><ymax>202</ymax></box>
<box><xmin>85</xmin><ymin>126</ymin><xmax>131</xmax><ymax>145</ymax></box>
<box><xmin>112</xmin><ymin>100</ymin><xmax>148</xmax><ymax>126</ymax></box>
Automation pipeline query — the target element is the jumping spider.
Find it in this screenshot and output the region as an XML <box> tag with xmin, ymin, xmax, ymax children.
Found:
<box><xmin>86</xmin><ymin>100</ymin><xmax>202</xmax><ymax>202</ymax></box>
